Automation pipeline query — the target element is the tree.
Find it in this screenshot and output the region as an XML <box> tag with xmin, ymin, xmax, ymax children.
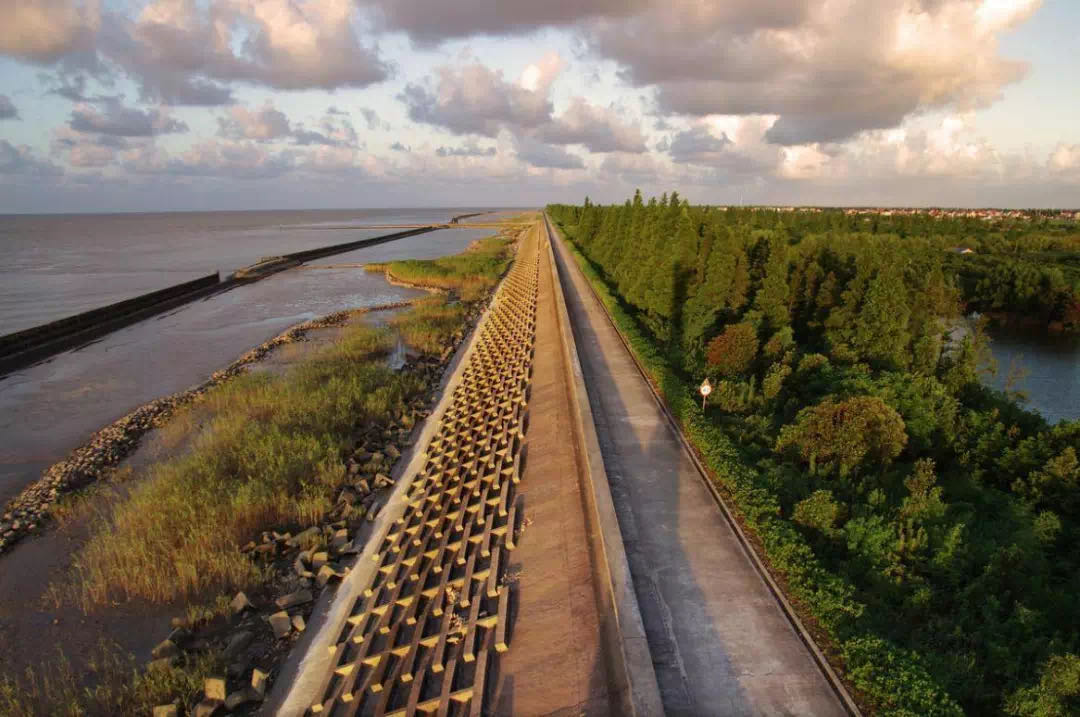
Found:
<box><xmin>1005</xmin><ymin>654</ymin><xmax>1080</xmax><ymax>717</ymax></box>
<box><xmin>706</xmin><ymin>322</ymin><xmax>759</xmax><ymax>377</ymax></box>
<box><xmin>776</xmin><ymin>396</ymin><xmax>908</xmax><ymax>478</ymax></box>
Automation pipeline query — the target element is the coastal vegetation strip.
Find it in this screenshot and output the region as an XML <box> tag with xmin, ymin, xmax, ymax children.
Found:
<box><xmin>0</xmin><ymin>230</ymin><xmax>518</xmax><ymax>715</ymax></box>
<box><xmin>548</xmin><ymin>196</ymin><xmax>1080</xmax><ymax>717</ymax></box>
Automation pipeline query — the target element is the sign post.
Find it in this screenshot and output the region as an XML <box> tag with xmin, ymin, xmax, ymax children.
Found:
<box><xmin>699</xmin><ymin>378</ymin><xmax>712</xmax><ymax>412</ymax></box>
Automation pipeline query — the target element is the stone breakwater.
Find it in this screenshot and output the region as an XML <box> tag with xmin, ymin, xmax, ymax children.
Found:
<box><xmin>0</xmin><ymin>302</ymin><xmax>416</xmax><ymax>556</ymax></box>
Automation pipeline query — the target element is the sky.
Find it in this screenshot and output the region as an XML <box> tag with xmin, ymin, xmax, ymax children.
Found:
<box><xmin>0</xmin><ymin>0</ymin><xmax>1078</xmax><ymax>213</ymax></box>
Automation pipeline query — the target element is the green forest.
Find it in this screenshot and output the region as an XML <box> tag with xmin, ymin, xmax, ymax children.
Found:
<box><xmin>548</xmin><ymin>195</ymin><xmax>1080</xmax><ymax>716</ymax></box>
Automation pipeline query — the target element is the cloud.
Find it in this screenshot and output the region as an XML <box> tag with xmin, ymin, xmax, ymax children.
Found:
<box><xmin>216</xmin><ymin>103</ymin><xmax>360</xmax><ymax>148</ymax></box>
<box><xmin>217</xmin><ymin>103</ymin><xmax>292</xmax><ymax>141</ymax></box>
<box><xmin>0</xmin><ymin>0</ymin><xmax>100</xmax><ymax>63</ymax></box>
<box><xmin>587</xmin><ymin>0</ymin><xmax>1041</xmax><ymax>144</ymax></box>
<box><xmin>1048</xmin><ymin>144</ymin><xmax>1080</xmax><ymax>176</ymax></box>
<box><xmin>292</xmin><ymin>115</ymin><xmax>359</xmax><ymax>147</ymax></box>
<box><xmin>513</xmin><ymin>136</ymin><xmax>585</xmax><ymax>169</ymax></box>
<box><xmin>401</xmin><ymin>54</ymin><xmax>562</xmax><ymax>137</ymax></box>
<box><xmin>0</xmin><ymin>94</ymin><xmax>17</xmax><ymax>120</ymax></box>
<box><xmin>436</xmin><ymin>143</ymin><xmax>497</xmax><ymax>158</ymax></box>
<box><xmin>390</xmin><ymin>141</ymin><xmax>411</xmax><ymax>152</ymax></box>
<box><xmin>2</xmin><ymin>0</ymin><xmax>391</xmax><ymax>105</ymax></box>
<box><xmin>0</xmin><ymin>140</ymin><xmax>63</xmax><ymax>176</ymax></box>
<box><xmin>126</xmin><ymin>139</ymin><xmax>298</xmax><ymax>180</ymax></box>
<box><xmin>69</xmin><ymin>99</ymin><xmax>188</xmax><ymax>136</ymax></box>
<box><xmin>51</xmin><ymin>127</ymin><xmax>131</xmax><ymax>167</ymax></box>
<box><xmin>535</xmin><ymin>97</ymin><xmax>646</xmax><ymax>153</ymax></box>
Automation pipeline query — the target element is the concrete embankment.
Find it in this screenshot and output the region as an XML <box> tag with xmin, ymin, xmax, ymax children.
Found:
<box><xmin>267</xmin><ymin>220</ymin><xmax>662</xmax><ymax>716</ymax></box>
<box><xmin>0</xmin><ymin>272</ymin><xmax>225</xmax><ymax>375</ymax></box>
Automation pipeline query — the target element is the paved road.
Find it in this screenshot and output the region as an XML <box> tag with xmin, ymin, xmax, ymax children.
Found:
<box><xmin>550</xmin><ymin>227</ymin><xmax>848</xmax><ymax>717</ymax></box>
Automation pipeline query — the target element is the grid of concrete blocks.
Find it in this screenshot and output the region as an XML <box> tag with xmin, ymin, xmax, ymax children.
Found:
<box><xmin>309</xmin><ymin>232</ymin><xmax>540</xmax><ymax>716</ymax></box>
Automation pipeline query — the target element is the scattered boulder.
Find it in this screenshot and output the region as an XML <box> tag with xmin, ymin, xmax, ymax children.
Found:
<box><xmin>292</xmin><ymin>614</ymin><xmax>306</xmax><ymax>632</ymax></box>
<box><xmin>204</xmin><ymin>677</ymin><xmax>227</xmax><ymax>702</ymax></box>
<box><xmin>193</xmin><ymin>699</ymin><xmax>222</xmax><ymax>717</ymax></box>
<box><xmin>230</xmin><ymin>591</ymin><xmax>253</xmax><ymax>615</ymax></box>
<box><xmin>276</xmin><ymin>589</ymin><xmax>313</xmax><ymax>610</ymax></box>
<box><xmin>269</xmin><ymin>611</ymin><xmax>292</xmax><ymax>640</ymax></box>
<box><xmin>251</xmin><ymin>668</ymin><xmax>269</xmax><ymax>698</ymax></box>
<box><xmin>224</xmin><ymin>687</ymin><xmax>260</xmax><ymax>711</ymax></box>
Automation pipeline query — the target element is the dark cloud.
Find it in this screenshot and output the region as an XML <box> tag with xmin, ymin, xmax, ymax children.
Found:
<box><xmin>666</xmin><ymin>123</ymin><xmax>782</xmax><ymax>176</ymax></box>
<box><xmin>534</xmin><ymin>97</ymin><xmax>646</xmax><ymax>153</ymax></box>
<box><xmin>0</xmin><ymin>140</ymin><xmax>63</xmax><ymax>176</ymax></box>
<box><xmin>0</xmin><ymin>94</ymin><xmax>17</xmax><ymax>120</ymax></box>
<box><xmin>69</xmin><ymin>99</ymin><xmax>188</xmax><ymax>137</ymax></box>
<box><xmin>390</xmin><ymin>141</ymin><xmax>411</xmax><ymax>152</ymax></box>
<box><xmin>357</xmin><ymin>0</ymin><xmax>647</xmax><ymax>45</ymax></box>
<box><xmin>668</xmin><ymin>127</ymin><xmax>732</xmax><ymax>164</ymax></box>
<box><xmin>436</xmin><ymin>144</ymin><xmax>497</xmax><ymax>158</ymax></box>
<box><xmin>514</xmin><ymin>136</ymin><xmax>584</xmax><ymax>169</ymax></box>
<box><xmin>359</xmin><ymin>108</ymin><xmax>389</xmax><ymax>131</ymax></box>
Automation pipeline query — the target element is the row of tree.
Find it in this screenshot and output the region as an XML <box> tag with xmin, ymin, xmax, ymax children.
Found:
<box><xmin>549</xmin><ymin>194</ymin><xmax>1080</xmax><ymax>716</ymax></box>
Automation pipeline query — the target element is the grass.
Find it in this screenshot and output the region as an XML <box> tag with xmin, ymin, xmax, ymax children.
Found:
<box><xmin>0</xmin><ymin>641</ymin><xmax>223</xmax><ymax>717</ymax></box>
<box><xmin>366</xmin><ymin>235</ymin><xmax>513</xmax><ymax>301</ymax></box>
<box><xmin>57</xmin><ymin>323</ymin><xmax>415</xmax><ymax>609</ymax></box>
<box><xmin>50</xmin><ymin>229</ymin><xmax>517</xmax><ymax>612</ymax></box>
<box><xmin>390</xmin><ymin>296</ymin><xmax>468</xmax><ymax>354</ymax></box>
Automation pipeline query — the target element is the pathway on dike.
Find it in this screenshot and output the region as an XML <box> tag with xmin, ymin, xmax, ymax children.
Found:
<box><xmin>268</xmin><ymin>220</ymin><xmax>649</xmax><ymax>716</ymax></box>
<box><xmin>548</xmin><ymin>219</ymin><xmax>850</xmax><ymax>717</ymax></box>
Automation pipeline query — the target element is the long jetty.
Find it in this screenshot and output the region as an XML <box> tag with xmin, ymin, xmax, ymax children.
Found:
<box><xmin>0</xmin><ymin>225</ymin><xmax>442</xmax><ymax>376</ymax></box>
<box><xmin>0</xmin><ymin>272</ymin><xmax>224</xmax><ymax>376</ymax></box>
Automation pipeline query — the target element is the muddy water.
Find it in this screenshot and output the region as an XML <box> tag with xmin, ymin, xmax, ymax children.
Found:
<box><xmin>0</xmin><ymin>208</ymin><xmax>503</xmax><ymax>333</ymax></box>
<box><xmin>0</xmin><ymin>227</ymin><xmax>497</xmax><ymax>507</ymax></box>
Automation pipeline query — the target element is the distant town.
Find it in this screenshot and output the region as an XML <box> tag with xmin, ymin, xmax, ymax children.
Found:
<box><xmin>761</xmin><ymin>206</ymin><xmax>1080</xmax><ymax>221</ymax></box>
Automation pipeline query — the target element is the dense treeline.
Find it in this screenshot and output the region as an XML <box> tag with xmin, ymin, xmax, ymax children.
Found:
<box><xmin>549</xmin><ymin>194</ymin><xmax>1080</xmax><ymax>716</ymax></box>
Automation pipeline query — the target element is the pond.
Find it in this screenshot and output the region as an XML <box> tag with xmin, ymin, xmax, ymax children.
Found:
<box><xmin>984</xmin><ymin>325</ymin><xmax>1080</xmax><ymax>425</ymax></box>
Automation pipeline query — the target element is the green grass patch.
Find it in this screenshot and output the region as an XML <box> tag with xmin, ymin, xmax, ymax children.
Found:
<box><xmin>0</xmin><ymin>641</ymin><xmax>223</xmax><ymax>717</ymax></box>
<box><xmin>367</xmin><ymin>235</ymin><xmax>512</xmax><ymax>300</ymax></box>
<box><xmin>57</xmin><ymin>322</ymin><xmax>420</xmax><ymax>610</ymax></box>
